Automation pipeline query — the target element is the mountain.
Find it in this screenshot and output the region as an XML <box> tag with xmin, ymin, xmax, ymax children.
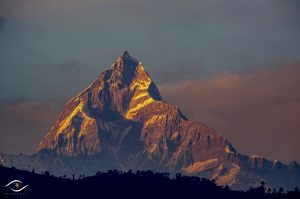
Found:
<box><xmin>1</xmin><ymin>52</ymin><xmax>299</xmax><ymax>190</ymax></box>
<box><xmin>37</xmin><ymin>51</ymin><xmax>235</xmax><ymax>170</ymax></box>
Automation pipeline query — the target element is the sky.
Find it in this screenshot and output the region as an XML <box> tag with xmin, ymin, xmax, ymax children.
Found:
<box><xmin>0</xmin><ymin>0</ymin><xmax>299</xmax><ymax>163</ymax></box>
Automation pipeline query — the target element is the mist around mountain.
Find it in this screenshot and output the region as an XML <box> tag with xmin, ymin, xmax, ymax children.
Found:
<box><xmin>1</xmin><ymin>52</ymin><xmax>299</xmax><ymax>191</ymax></box>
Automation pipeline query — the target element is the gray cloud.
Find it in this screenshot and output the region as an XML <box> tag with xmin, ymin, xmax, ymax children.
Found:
<box><xmin>152</xmin><ymin>59</ymin><xmax>204</xmax><ymax>83</ymax></box>
<box><xmin>1</xmin><ymin>0</ymin><xmax>300</xmax><ymax>99</ymax></box>
<box><xmin>0</xmin><ymin>99</ymin><xmax>65</xmax><ymax>154</ymax></box>
<box><xmin>0</xmin><ymin>62</ymin><xmax>299</xmax><ymax>164</ymax></box>
<box><xmin>159</xmin><ymin>62</ymin><xmax>300</xmax><ymax>164</ymax></box>
<box><xmin>0</xmin><ymin>0</ymin><xmax>300</xmax><ymax>164</ymax></box>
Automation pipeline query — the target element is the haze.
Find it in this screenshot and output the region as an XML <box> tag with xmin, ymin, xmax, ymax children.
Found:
<box><xmin>0</xmin><ymin>0</ymin><xmax>299</xmax><ymax>163</ymax></box>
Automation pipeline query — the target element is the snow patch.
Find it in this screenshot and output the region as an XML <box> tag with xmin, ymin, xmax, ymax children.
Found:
<box><xmin>182</xmin><ymin>158</ymin><xmax>218</xmax><ymax>173</ymax></box>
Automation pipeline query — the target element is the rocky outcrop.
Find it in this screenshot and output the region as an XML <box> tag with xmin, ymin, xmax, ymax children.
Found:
<box><xmin>37</xmin><ymin>51</ymin><xmax>234</xmax><ymax>170</ymax></box>
<box><xmin>1</xmin><ymin>52</ymin><xmax>299</xmax><ymax>190</ymax></box>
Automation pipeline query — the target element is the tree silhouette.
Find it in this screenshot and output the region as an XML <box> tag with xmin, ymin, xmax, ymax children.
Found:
<box><xmin>224</xmin><ymin>185</ymin><xmax>230</xmax><ymax>190</ymax></box>
<box><xmin>0</xmin><ymin>165</ymin><xmax>299</xmax><ymax>199</ymax></box>
<box><xmin>44</xmin><ymin>171</ymin><xmax>50</xmax><ymax>176</ymax></box>
<box><xmin>278</xmin><ymin>187</ymin><xmax>284</xmax><ymax>197</ymax></box>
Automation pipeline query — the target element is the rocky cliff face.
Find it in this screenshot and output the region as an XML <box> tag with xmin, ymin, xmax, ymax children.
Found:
<box><xmin>37</xmin><ymin>51</ymin><xmax>235</xmax><ymax>171</ymax></box>
<box><xmin>2</xmin><ymin>52</ymin><xmax>299</xmax><ymax>190</ymax></box>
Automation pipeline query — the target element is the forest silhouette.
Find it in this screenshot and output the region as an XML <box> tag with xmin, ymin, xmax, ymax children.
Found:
<box><xmin>0</xmin><ymin>165</ymin><xmax>299</xmax><ymax>199</ymax></box>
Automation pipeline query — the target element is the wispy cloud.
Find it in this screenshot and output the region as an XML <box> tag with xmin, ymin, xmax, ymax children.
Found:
<box><xmin>0</xmin><ymin>99</ymin><xmax>65</xmax><ymax>154</ymax></box>
<box><xmin>159</xmin><ymin>62</ymin><xmax>300</xmax><ymax>163</ymax></box>
<box><xmin>1</xmin><ymin>0</ymin><xmax>300</xmax><ymax>99</ymax></box>
<box><xmin>0</xmin><ymin>62</ymin><xmax>299</xmax><ymax>163</ymax></box>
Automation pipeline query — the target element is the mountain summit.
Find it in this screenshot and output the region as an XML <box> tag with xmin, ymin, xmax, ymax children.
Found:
<box><xmin>2</xmin><ymin>52</ymin><xmax>299</xmax><ymax>190</ymax></box>
<box><xmin>38</xmin><ymin>51</ymin><xmax>234</xmax><ymax>167</ymax></box>
<box><xmin>37</xmin><ymin>51</ymin><xmax>164</xmax><ymax>155</ymax></box>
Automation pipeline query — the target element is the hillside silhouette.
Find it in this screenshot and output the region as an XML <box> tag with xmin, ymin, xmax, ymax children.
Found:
<box><xmin>0</xmin><ymin>165</ymin><xmax>299</xmax><ymax>199</ymax></box>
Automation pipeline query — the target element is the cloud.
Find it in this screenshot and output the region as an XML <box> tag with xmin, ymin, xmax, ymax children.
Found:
<box><xmin>0</xmin><ymin>62</ymin><xmax>299</xmax><ymax>164</ymax></box>
<box><xmin>0</xmin><ymin>0</ymin><xmax>300</xmax><ymax>164</ymax></box>
<box><xmin>1</xmin><ymin>0</ymin><xmax>300</xmax><ymax>101</ymax></box>
<box><xmin>151</xmin><ymin>59</ymin><xmax>204</xmax><ymax>83</ymax></box>
<box><xmin>0</xmin><ymin>99</ymin><xmax>65</xmax><ymax>154</ymax></box>
<box><xmin>158</xmin><ymin>62</ymin><xmax>300</xmax><ymax>163</ymax></box>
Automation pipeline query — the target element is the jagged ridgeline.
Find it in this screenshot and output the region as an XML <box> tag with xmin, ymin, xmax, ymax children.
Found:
<box><xmin>1</xmin><ymin>52</ymin><xmax>299</xmax><ymax>190</ymax></box>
